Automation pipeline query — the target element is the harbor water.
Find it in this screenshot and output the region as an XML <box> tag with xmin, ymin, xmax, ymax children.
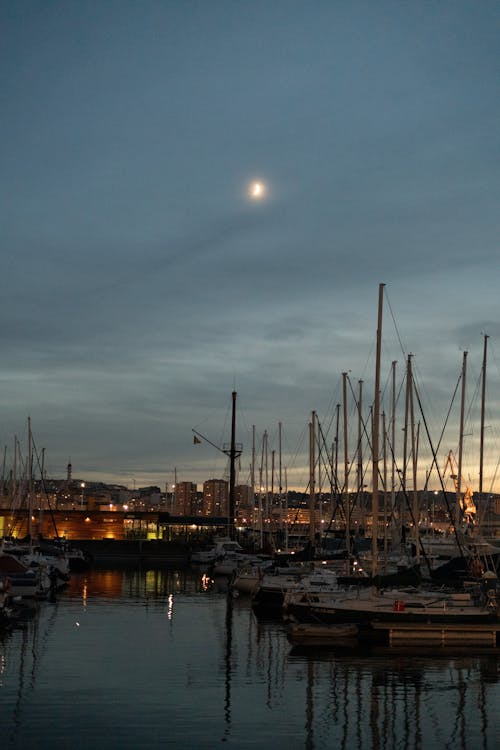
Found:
<box><xmin>1</xmin><ymin>567</ymin><xmax>499</xmax><ymax>749</ymax></box>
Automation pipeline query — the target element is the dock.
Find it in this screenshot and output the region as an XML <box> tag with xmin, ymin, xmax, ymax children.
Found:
<box><xmin>371</xmin><ymin>621</ymin><xmax>500</xmax><ymax>648</ymax></box>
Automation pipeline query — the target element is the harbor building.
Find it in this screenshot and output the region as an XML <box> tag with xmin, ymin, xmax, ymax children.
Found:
<box><xmin>173</xmin><ymin>482</ymin><xmax>198</xmax><ymax>515</ymax></box>
<box><xmin>203</xmin><ymin>479</ymin><xmax>228</xmax><ymax>516</ymax></box>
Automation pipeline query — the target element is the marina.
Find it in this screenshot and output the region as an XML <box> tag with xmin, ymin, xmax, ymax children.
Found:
<box><xmin>0</xmin><ymin>236</ymin><xmax>499</xmax><ymax>745</ymax></box>
<box><xmin>1</xmin><ymin>565</ymin><xmax>499</xmax><ymax>750</ymax></box>
<box><xmin>3</xmin><ymin>3</ymin><xmax>500</xmax><ymax>747</ymax></box>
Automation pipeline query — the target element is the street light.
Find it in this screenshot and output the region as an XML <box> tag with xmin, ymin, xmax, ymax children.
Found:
<box><xmin>80</xmin><ymin>482</ymin><xmax>85</xmax><ymax>509</ymax></box>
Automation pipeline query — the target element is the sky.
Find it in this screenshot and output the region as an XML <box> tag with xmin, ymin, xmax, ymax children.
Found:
<box><xmin>1</xmin><ymin>1</ymin><xmax>499</xmax><ymax>495</ymax></box>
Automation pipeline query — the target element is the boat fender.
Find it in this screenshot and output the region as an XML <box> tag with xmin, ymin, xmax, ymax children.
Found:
<box><xmin>393</xmin><ymin>600</ymin><xmax>405</xmax><ymax>612</ymax></box>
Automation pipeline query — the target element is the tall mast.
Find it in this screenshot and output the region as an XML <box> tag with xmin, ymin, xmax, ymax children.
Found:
<box><xmin>456</xmin><ymin>352</ymin><xmax>467</xmax><ymax>529</ymax></box>
<box><xmin>278</xmin><ymin>421</ymin><xmax>283</xmax><ymax>545</ymax></box>
<box><xmin>342</xmin><ymin>373</ymin><xmax>350</xmax><ymax>563</ymax></box>
<box><xmin>27</xmin><ymin>416</ymin><xmax>33</xmax><ymax>543</ymax></box>
<box><xmin>192</xmin><ymin>392</ymin><xmax>242</xmax><ymax>540</ymax></box>
<box><xmin>264</xmin><ymin>430</ymin><xmax>269</xmax><ymax>519</ymax></box>
<box><xmin>382</xmin><ymin>410</ymin><xmax>388</xmax><ymax>565</ymax></box>
<box><xmin>284</xmin><ymin>466</ymin><xmax>289</xmax><ymax>551</ymax></box>
<box><xmin>259</xmin><ymin>432</ymin><xmax>264</xmax><ymax>549</ymax></box>
<box><xmin>271</xmin><ymin>450</ymin><xmax>275</xmax><ymax>510</ymax></box>
<box><xmin>317</xmin><ymin>417</ymin><xmax>322</xmax><ymax>512</ymax></box>
<box><xmin>334</xmin><ymin>402</ymin><xmax>340</xmax><ymax>516</ymax></box>
<box><xmin>402</xmin><ymin>356</ymin><xmax>410</xmax><ymax>529</ymax></box>
<box><xmin>371</xmin><ymin>283</ymin><xmax>384</xmax><ymax>577</ymax></box>
<box><xmin>391</xmin><ymin>360</ymin><xmax>397</xmax><ymax>538</ymax></box>
<box><xmin>251</xmin><ymin>425</ymin><xmax>256</xmax><ymax>529</ymax></box>
<box><xmin>408</xmin><ymin>354</ymin><xmax>419</xmax><ymax>560</ymax></box>
<box><xmin>479</xmin><ymin>334</ymin><xmax>488</xmax><ymax>504</ymax></box>
<box><xmin>278</xmin><ymin>421</ymin><xmax>282</xmax><ymax>501</ymax></box>
<box><xmin>228</xmin><ymin>390</ymin><xmax>238</xmax><ymax>540</ymax></box>
<box><xmin>309</xmin><ymin>412</ymin><xmax>316</xmax><ymax>550</ymax></box>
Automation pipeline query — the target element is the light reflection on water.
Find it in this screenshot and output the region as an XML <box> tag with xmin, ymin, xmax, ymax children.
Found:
<box><xmin>1</xmin><ymin>567</ymin><xmax>499</xmax><ymax>749</ymax></box>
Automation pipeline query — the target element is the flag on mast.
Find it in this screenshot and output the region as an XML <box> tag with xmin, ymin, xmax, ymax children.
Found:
<box><xmin>193</xmin><ymin>435</ymin><xmax>201</xmax><ymax>445</ymax></box>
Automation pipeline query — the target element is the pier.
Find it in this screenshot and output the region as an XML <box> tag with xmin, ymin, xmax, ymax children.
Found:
<box><xmin>371</xmin><ymin>621</ymin><xmax>500</xmax><ymax>648</ymax></box>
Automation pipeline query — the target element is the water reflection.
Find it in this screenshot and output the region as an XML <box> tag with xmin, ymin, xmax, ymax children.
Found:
<box><xmin>282</xmin><ymin>648</ymin><xmax>500</xmax><ymax>750</ymax></box>
<box><xmin>1</xmin><ymin>569</ymin><xmax>499</xmax><ymax>750</ymax></box>
<box><xmin>224</xmin><ymin>590</ymin><xmax>233</xmax><ymax>737</ymax></box>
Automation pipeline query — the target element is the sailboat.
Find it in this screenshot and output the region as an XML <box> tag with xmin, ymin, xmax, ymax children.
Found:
<box><xmin>1</xmin><ymin>419</ymin><xmax>72</xmax><ymax>597</ymax></box>
<box><xmin>420</xmin><ymin>347</ymin><xmax>500</xmax><ymax>582</ymax></box>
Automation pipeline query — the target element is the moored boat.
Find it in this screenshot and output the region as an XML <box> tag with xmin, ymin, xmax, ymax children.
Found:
<box><xmin>252</xmin><ymin>563</ymin><xmax>341</xmax><ymax>614</ymax></box>
<box><xmin>0</xmin><ymin>552</ymin><xmax>45</xmax><ymax>598</ymax></box>
<box><xmin>231</xmin><ymin>559</ymin><xmax>274</xmax><ymax>595</ymax></box>
<box><xmin>190</xmin><ymin>537</ymin><xmax>245</xmax><ymax>564</ymax></box>
<box><xmin>288</xmin><ymin>581</ymin><xmax>500</xmax><ymax>632</ymax></box>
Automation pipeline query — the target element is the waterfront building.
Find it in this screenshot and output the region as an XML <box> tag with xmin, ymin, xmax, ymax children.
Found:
<box><xmin>203</xmin><ymin>479</ymin><xmax>228</xmax><ymax>516</ymax></box>
<box><xmin>173</xmin><ymin>482</ymin><xmax>198</xmax><ymax>515</ymax></box>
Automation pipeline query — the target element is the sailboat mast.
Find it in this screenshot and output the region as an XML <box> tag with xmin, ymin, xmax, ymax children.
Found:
<box><xmin>408</xmin><ymin>354</ymin><xmax>420</xmax><ymax>561</ymax></box>
<box><xmin>342</xmin><ymin>373</ymin><xmax>350</xmax><ymax>562</ymax></box>
<box><xmin>479</xmin><ymin>334</ymin><xmax>488</xmax><ymax>501</ymax></box>
<box><xmin>456</xmin><ymin>351</ymin><xmax>467</xmax><ymax>529</ymax></box>
<box><xmin>382</xmin><ymin>410</ymin><xmax>388</xmax><ymax>564</ymax></box>
<box><xmin>402</xmin><ymin>357</ymin><xmax>410</xmax><ymax>531</ymax></box>
<box><xmin>259</xmin><ymin>433</ymin><xmax>264</xmax><ymax>548</ymax></box>
<box><xmin>317</xmin><ymin>417</ymin><xmax>322</xmax><ymax>515</ymax></box>
<box><xmin>251</xmin><ymin>425</ymin><xmax>256</xmax><ymax>526</ymax></box>
<box><xmin>357</xmin><ymin>381</ymin><xmax>363</xmax><ymax>488</ymax></box>
<box><xmin>334</xmin><ymin>402</ymin><xmax>340</xmax><ymax>513</ymax></box>
<box><xmin>264</xmin><ymin>430</ymin><xmax>269</xmax><ymax>519</ymax></box>
<box><xmin>271</xmin><ymin>450</ymin><xmax>275</xmax><ymax>511</ymax></box>
<box><xmin>391</xmin><ymin>360</ymin><xmax>397</xmax><ymax>536</ymax></box>
<box><xmin>284</xmin><ymin>466</ymin><xmax>289</xmax><ymax>551</ymax></box>
<box><xmin>371</xmin><ymin>283</ymin><xmax>384</xmax><ymax>577</ymax></box>
<box><xmin>309</xmin><ymin>412</ymin><xmax>316</xmax><ymax>550</ymax></box>
<box><xmin>228</xmin><ymin>390</ymin><xmax>238</xmax><ymax>540</ymax></box>
<box><xmin>278</xmin><ymin>421</ymin><xmax>283</xmax><ymax>546</ymax></box>
<box><xmin>27</xmin><ymin>416</ymin><xmax>33</xmax><ymax>542</ymax></box>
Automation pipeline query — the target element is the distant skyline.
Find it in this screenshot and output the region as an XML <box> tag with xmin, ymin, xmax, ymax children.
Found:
<box><xmin>1</xmin><ymin>1</ymin><xmax>499</xmax><ymax>495</ymax></box>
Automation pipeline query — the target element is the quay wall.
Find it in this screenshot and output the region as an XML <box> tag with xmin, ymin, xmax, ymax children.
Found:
<box><xmin>73</xmin><ymin>539</ymin><xmax>191</xmax><ymax>567</ymax></box>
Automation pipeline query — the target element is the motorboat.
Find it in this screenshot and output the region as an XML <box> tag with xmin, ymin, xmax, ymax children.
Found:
<box><xmin>251</xmin><ymin>562</ymin><xmax>338</xmax><ymax>614</ymax></box>
<box><xmin>190</xmin><ymin>537</ymin><xmax>244</xmax><ymax>564</ymax></box>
